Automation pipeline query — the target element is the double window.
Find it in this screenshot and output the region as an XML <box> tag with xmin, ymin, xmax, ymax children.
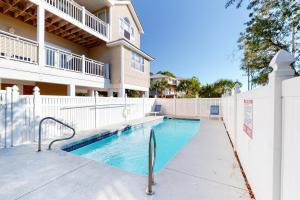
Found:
<box><xmin>131</xmin><ymin>52</ymin><xmax>144</xmax><ymax>72</ymax></box>
<box><xmin>120</xmin><ymin>17</ymin><xmax>134</xmax><ymax>41</ymax></box>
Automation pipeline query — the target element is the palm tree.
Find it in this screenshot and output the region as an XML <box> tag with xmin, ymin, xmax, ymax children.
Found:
<box><xmin>152</xmin><ymin>80</ymin><xmax>170</xmax><ymax>98</ymax></box>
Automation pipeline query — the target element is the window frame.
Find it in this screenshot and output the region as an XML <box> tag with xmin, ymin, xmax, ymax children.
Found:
<box><xmin>131</xmin><ymin>51</ymin><xmax>144</xmax><ymax>73</ymax></box>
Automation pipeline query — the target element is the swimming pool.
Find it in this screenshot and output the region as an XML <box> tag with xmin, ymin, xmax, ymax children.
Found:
<box><xmin>69</xmin><ymin>118</ymin><xmax>200</xmax><ymax>176</ymax></box>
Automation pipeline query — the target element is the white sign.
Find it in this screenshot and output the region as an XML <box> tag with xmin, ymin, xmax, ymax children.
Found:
<box><xmin>243</xmin><ymin>99</ymin><xmax>253</xmax><ymax>139</ymax></box>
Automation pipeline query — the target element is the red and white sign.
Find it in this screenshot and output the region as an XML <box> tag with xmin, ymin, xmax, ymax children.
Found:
<box><xmin>243</xmin><ymin>99</ymin><xmax>253</xmax><ymax>139</ymax></box>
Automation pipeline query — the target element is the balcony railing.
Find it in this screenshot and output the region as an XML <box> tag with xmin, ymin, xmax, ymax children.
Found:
<box><xmin>45</xmin><ymin>46</ymin><xmax>83</xmax><ymax>72</ymax></box>
<box><xmin>44</xmin><ymin>0</ymin><xmax>108</xmax><ymax>38</ymax></box>
<box><xmin>0</xmin><ymin>31</ymin><xmax>38</xmax><ymax>64</ymax></box>
<box><xmin>45</xmin><ymin>46</ymin><xmax>109</xmax><ymax>78</ymax></box>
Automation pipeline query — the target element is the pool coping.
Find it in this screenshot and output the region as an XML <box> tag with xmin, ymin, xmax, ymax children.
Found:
<box><xmin>61</xmin><ymin>116</ymin><xmax>201</xmax><ymax>153</ymax></box>
<box><xmin>52</xmin><ymin>116</ymin><xmax>165</xmax><ymax>151</ymax></box>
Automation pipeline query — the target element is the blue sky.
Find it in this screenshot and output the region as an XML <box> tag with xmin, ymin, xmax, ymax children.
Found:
<box><xmin>132</xmin><ymin>0</ymin><xmax>249</xmax><ymax>88</ymax></box>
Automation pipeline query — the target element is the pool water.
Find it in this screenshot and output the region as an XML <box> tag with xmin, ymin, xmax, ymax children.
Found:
<box><xmin>70</xmin><ymin>119</ymin><xmax>200</xmax><ymax>176</ymax></box>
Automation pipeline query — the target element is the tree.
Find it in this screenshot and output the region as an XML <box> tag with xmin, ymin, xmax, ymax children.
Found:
<box><xmin>156</xmin><ymin>71</ymin><xmax>176</xmax><ymax>78</ymax></box>
<box><xmin>226</xmin><ymin>0</ymin><xmax>300</xmax><ymax>86</ymax></box>
<box><xmin>150</xmin><ymin>79</ymin><xmax>171</xmax><ymax>98</ymax></box>
<box><xmin>177</xmin><ymin>76</ymin><xmax>201</xmax><ymax>98</ymax></box>
<box><xmin>199</xmin><ymin>79</ymin><xmax>242</xmax><ymax>98</ymax></box>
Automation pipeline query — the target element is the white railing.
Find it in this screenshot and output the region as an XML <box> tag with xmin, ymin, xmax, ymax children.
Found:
<box><xmin>45</xmin><ymin>46</ymin><xmax>109</xmax><ymax>78</ymax></box>
<box><xmin>44</xmin><ymin>0</ymin><xmax>108</xmax><ymax>38</ymax></box>
<box><xmin>0</xmin><ymin>31</ymin><xmax>38</xmax><ymax>64</ymax></box>
<box><xmin>45</xmin><ymin>46</ymin><xmax>83</xmax><ymax>72</ymax></box>
<box><xmin>85</xmin><ymin>10</ymin><xmax>108</xmax><ymax>37</ymax></box>
<box><xmin>85</xmin><ymin>58</ymin><xmax>105</xmax><ymax>77</ymax></box>
<box><xmin>45</xmin><ymin>0</ymin><xmax>83</xmax><ymax>22</ymax></box>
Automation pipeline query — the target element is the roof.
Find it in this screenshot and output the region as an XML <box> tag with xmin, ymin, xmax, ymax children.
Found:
<box><xmin>107</xmin><ymin>39</ymin><xmax>154</xmax><ymax>61</ymax></box>
<box><xmin>110</xmin><ymin>0</ymin><xmax>144</xmax><ymax>34</ymax></box>
<box><xmin>150</xmin><ymin>74</ymin><xmax>169</xmax><ymax>79</ymax></box>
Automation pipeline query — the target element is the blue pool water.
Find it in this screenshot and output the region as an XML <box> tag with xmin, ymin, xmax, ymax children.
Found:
<box><xmin>70</xmin><ymin>119</ymin><xmax>200</xmax><ymax>175</ymax></box>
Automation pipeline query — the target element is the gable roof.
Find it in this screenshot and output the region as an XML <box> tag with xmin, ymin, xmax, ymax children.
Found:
<box><xmin>109</xmin><ymin>0</ymin><xmax>144</xmax><ymax>34</ymax></box>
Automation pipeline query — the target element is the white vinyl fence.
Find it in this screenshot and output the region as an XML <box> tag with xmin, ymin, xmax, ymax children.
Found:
<box><xmin>221</xmin><ymin>50</ymin><xmax>300</xmax><ymax>200</ymax></box>
<box><xmin>0</xmin><ymin>87</ymin><xmax>221</xmax><ymax>149</ymax></box>
<box><xmin>156</xmin><ymin>98</ymin><xmax>221</xmax><ymax>118</ymax></box>
<box><xmin>0</xmin><ymin>86</ymin><xmax>156</xmax><ymax>148</ymax></box>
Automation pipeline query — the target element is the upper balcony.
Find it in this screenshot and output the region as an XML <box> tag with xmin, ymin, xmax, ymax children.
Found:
<box><xmin>0</xmin><ymin>0</ymin><xmax>110</xmax><ymax>48</ymax></box>
<box><xmin>44</xmin><ymin>0</ymin><xmax>109</xmax><ymax>39</ymax></box>
<box><xmin>0</xmin><ymin>30</ymin><xmax>110</xmax><ymax>79</ymax></box>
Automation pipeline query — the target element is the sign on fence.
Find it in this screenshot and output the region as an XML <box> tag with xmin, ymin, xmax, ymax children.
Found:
<box><xmin>243</xmin><ymin>99</ymin><xmax>253</xmax><ymax>139</ymax></box>
<box><xmin>210</xmin><ymin>105</ymin><xmax>220</xmax><ymax>116</ymax></box>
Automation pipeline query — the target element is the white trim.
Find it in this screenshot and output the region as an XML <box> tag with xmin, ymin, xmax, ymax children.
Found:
<box><xmin>107</xmin><ymin>39</ymin><xmax>154</xmax><ymax>61</ymax></box>
<box><xmin>124</xmin><ymin>84</ymin><xmax>149</xmax><ymax>92</ymax></box>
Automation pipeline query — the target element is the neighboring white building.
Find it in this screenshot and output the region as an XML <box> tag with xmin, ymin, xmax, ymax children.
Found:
<box><xmin>150</xmin><ymin>74</ymin><xmax>185</xmax><ymax>98</ymax></box>
<box><xmin>0</xmin><ymin>0</ymin><xmax>154</xmax><ymax>96</ymax></box>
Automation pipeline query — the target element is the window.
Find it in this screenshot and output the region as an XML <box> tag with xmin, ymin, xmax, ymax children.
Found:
<box><xmin>131</xmin><ymin>52</ymin><xmax>144</xmax><ymax>72</ymax></box>
<box><xmin>120</xmin><ymin>17</ymin><xmax>134</xmax><ymax>41</ymax></box>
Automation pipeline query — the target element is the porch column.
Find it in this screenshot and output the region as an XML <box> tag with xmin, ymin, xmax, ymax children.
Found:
<box><xmin>118</xmin><ymin>88</ymin><xmax>125</xmax><ymax>97</ymax></box>
<box><xmin>67</xmin><ymin>84</ymin><xmax>76</xmax><ymax>96</ymax></box>
<box><xmin>88</xmin><ymin>89</ymin><xmax>95</xmax><ymax>97</ymax></box>
<box><xmin>108</xmin><ymin>89</ymin><xmax>114</xmax><ymax>97</ymax></box>
<box><xmin>37</xmin><ymin>4</ymin><xmax>45</xmax><ymax>67</ymax></box>
<box><xmin>144</xmin><ymin>91</ymin><xmax>149</xmax><ymax>98</ymax></box>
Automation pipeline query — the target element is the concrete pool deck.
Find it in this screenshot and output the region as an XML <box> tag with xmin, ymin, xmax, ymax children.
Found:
<box><xmin>0</xmin><ymin>118</ymin><xmax>251</xmax><ymax>200</ymax></box>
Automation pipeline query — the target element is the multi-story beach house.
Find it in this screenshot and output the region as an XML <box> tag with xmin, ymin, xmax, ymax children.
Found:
<box><xmin>0</xmin><ymin>0</ymin><xmax>153</xmax><ymax>96</ymax></box>
<box><xmin>150</xmin><ymin>74</ymin><xmax>185</xmax><ymax>98</ymax></box>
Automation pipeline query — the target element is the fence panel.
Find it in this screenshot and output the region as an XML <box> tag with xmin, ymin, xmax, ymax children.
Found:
<box><xmin>0</xmin><ymin>90</ymin><xmax>6</xmax><ymax>148</ymax></box>
<box><xmin>156</xmin><ymin>98</ymin><xmax>221</xmax><ymax>117</ymax></box>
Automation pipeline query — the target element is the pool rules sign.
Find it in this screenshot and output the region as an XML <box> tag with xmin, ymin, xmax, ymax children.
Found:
<box><xmin>243</xmin><ymin>100</ymin><xmax>253</xmax><ymax>139</ymax></box>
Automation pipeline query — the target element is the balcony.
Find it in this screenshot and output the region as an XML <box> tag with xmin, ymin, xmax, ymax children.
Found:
<box><xmin>0</xmin><ymin>0</ymin><xmax>109</xmax><ymax>48</ymax></box>
<box><xmin>0</xmin><ymin>31</ymin><xmax>109</xmax><ymax>79</ymax></box>
<box><xmin>44</xmin><ymin>0</ymin><xmax>109</xmax><ymax>39</ymax></box>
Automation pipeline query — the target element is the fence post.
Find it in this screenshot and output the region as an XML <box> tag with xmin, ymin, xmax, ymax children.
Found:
<box><xmin>11</xmin><ymin>85</ymin><xmax>19</xmax><ymax>147</ymax></box>
<box><xmin>4</xmin><ymin>87</ymin><xmax>12</xmax><ymax>148</ymax></box>
<box><xmin>94</xmin><ymin>90</ymin><xmax>97</xmax><ymax>128</ymax></box>
<box><xmin>173</xmin><ymin>96</ymin><xmax>176</xmax><ymax>116</ymax></box>
<box><xmin>33</xmin><ymin>86</ymin><xmax>40</xmax><ymax>142</ymax></box>
<box><xmin>143</xmin><ymin>94</ymin><xmax>145</xmax><ymax>117</ymax></box>
<box><xmin>232</xmin><ymin>83</ymin><xmax>241</xmax><ymax>151</ymax></box>
<box><xmin>268</xmin><ymin>50</ymin><xmax>295</xmax><ymax>200</ymax></box>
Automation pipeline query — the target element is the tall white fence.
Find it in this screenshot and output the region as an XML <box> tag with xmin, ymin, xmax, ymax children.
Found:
<box><xmin>156</xmin><ymin>98</ymin><xmax>221</xmax><ymax>117</ymax></box>
<box><xmin>221</xmin><ymin>50</ymin><xmax>299</xmax><ymax>200</ymax></box>
<box><xmin>0</xmin><ymin>86</ymin><xmax>156</xmax><ymax>148</ymax></box>
<box><xmin>0</xmin><ymin>88</ymin><xmax>221</xmax><ymax>149</ymax></box>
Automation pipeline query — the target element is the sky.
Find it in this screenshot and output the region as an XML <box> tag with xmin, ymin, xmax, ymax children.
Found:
<box><xmin>131</xmin><ymin>0</ymin><xmax>250</xmax><ymax>89</ymax></box>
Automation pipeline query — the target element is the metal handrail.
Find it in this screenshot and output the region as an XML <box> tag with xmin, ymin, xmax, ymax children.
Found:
<box><xmin>146</xmin><ymin>129</ymin><xmax>157</xmax><ymax>195</ymax></box>
<box><xmin>37</xmin><ymin>117</ymin><xmax>76</xmax><ymax>152</ymax></box>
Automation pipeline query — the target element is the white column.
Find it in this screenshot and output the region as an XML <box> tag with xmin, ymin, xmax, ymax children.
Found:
<box><xmin>82</xmin><ymin>6</ymin><xmax>86</xmax><ymax>24</ymax></box>
<box><xmin>144</xmin><ymin>91</ymin><xmax>149</xmax><ymax>98</ymax></box>
<box><xmin>268</xmin><ymin>50</ymin><xmax>295</xmax><ymax>200</ymax></box>
<box><xmin>82</xmin><ymin>55</ymin><xmax>86</xmax><ymax>74</ymax></box>
<box><xmin>67</xmin><ymin>84</ymin><xmax>76</xmax><ymax>96</ymax></box>
<box><xmin>88</xmin><ymin>89</ymin><xmax>95</xmax><ymax>97</ymax></box>
<box><xmin>37</xmin><ymin>4</ymin><xmax>45</xmax><ymax>67</ymax></box>
<box><xmin>233</xmin><ymin>83</ymin><xmax>241</xmax><ymax>151</ymax></box>
<box><xmin>109</xmin><ymin>6</ymin><xmax>112</xmax><ymax>40</ymax></box>
<box><xmin>33</xmin><ymin>86</ymin><xmax>40</xmax><ymax>142</ymax></box>
<box><xmin>10</xmin><ymin>85</ymin><xmax>19</xmax><ymax>147</ymax></box>
<box><xmin>108</xmin><ymin>89</ymin><xmax>114</xmax><ymax>97</ymax></box>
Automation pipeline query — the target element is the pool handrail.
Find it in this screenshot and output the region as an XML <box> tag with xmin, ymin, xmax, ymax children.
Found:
<box><xmin>37</xmin><ymin>117</ymin><xmax>76</xmax><ymax>152</ymax></box>
<box><xmin>146</xmin><ymin>128</ymin><xmax>156</xmax><ymax>195</ymax></box>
